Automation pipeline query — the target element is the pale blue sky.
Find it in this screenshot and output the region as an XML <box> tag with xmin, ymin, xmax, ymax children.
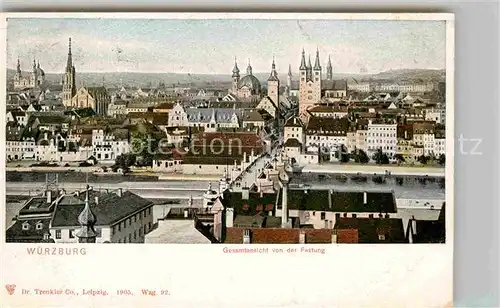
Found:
<box><xmin>7</xmin><ymin>18</ymin><xmax>446</xmax><ymax>75</ymax></box>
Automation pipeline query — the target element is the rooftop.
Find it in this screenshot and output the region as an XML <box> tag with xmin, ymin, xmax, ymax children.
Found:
<box><xmin>334</xmin><ymin>217</ymin><xmax>407</xmax><ymax>243</ymax></box>
<box><xmin>51</xmin><ymin>190</ymin><xmax>153</xmax><ymax>227</ymax></box>
<box><xmin>223</xmin><ymin>227</ymin><xmax>333</xmax><ymax>244</ymax></box>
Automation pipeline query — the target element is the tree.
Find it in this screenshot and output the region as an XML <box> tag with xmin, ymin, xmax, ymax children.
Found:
<box><xmin>417</xmin><ymin>154</ymin><xmax>429</xmax><ymax>165</ymax></box>
<box><xmin>130</xmin><ymin>131</ymin><xmax>159</xmax><ymax>166</ymax></box>
<box><xmin>354</xmin><ymin>149</ymin><xmax>370</xmax><ymax>164</ymax></box>
<box><xmin>394</xmin><ymin>154</ymin><xmax>405</xmax><ymax>164</ymax></box>
<box><xmin>438</xmin><ymin>154</ymin><xmax>445</xmax><ymax>166</ymax></box>
<box><xmin>373</xmin><ymin>148</ymin><xmax>389</xmax><ymax>165</ymax></box>
<box><xmin>338</xmin><ymin>145</ymin><xmax>350</xmax><ymax>163</ymax></box>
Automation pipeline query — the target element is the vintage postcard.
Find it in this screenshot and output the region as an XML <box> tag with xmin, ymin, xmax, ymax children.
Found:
<box><xmin>1</xmin><ymin>13</ymin><xmax>454</xmax><ymax>307</ymax></box>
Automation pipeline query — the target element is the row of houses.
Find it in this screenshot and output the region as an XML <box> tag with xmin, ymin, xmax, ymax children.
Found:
<box><xmin>283</xmin><ymin>115</ymin><xmax>446</xmax><ymax>165</ymax></box>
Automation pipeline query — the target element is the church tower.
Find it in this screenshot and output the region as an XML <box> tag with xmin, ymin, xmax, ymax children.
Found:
<box><xmin>14</xmin><ymin>57</ymin><xmax>22</xmax><ymax>85</ymax></box>
<box><xmin>286</xmin><ymin>64</ymin><xmax>292</xmax><ymax>97</ymax></box>
<box><xmin>30</xmin><ymin>58</ymin><xmax>37</xmax><ymax>88</ymax></box>
<box><xmin>62</xmin><ymin>38</ymin><xmax>76</xmax><ymax>107</ymax></box>
<box><xmin>267</xmin><ymin>56</ymin><xmax>279</xmax><ymax>106</ymax></box>
<box><xmin>75</xmin><ymin>186</ymin><xmax>97</xmax><ymax>243</ymax></box>
<box><xmin>298</xmin><ymin>49</ymin><xmax>309</xmax><ymax>121</ymax></box>
<box><xmin>231</xmin><ymin>57</ymin><xmax>240</xmax><ymax>95</ymax></box>
<box><xmin>326</xmin><ymin>55</ymin><xmax>333</xmax><ymax>81</ymax></box>
<box><xmin>312</xmin><ymin>48</ymin><xmax>322</xmax><ymax>104</ymax></box>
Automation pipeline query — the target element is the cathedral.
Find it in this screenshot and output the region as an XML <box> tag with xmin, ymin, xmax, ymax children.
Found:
<box><xmin>230</xmin><ymin>58</ymin><xmax>262</xmax><ymax>102</ymax></box>
<box><xmin>13</xmin><ymin>58</ymin><xmax>46</xmax><ymax>90</ymax></box>
<box><xmin>62</xmin><ymin>38</ymin><xmax>77</xmax><ymax>107</ymax></box>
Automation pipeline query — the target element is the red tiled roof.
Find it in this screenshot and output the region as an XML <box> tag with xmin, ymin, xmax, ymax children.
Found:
<box><xmin>224</xmin><ymin>227</ymin><xmax>332</xmax><ymax>244</ymax></box>
<box><xmin>336</xmin><ymin>229</ymin><xmax>359</xmax><ymax>243</ymax></box>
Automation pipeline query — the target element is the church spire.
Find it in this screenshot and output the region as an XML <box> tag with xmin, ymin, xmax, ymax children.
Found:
<box><xmin>288</xmin><ymin>64</ymin><xmax>292</xmax><ymax>76</ymax></box>
<box><xmin>268</xmin><ymin>55</ymin><xmax>278</xmax><ymax>81</ymax></box>
<box><xmin>75</xmin><ymin>185</ymin><xmax>97</xmax><ymax>243</ymax></box>
<box><xmin>32</xmin><ymin>58</ymin><xmax>36</xmax><ymax>72</ymax></box>
<box><xmin>314</xmin><ymin>47</ymin><xmax>321</xmax><ymax>70</ymax></box>
<box><xmin>16</xmin><ymin>57</ymin><xmax>21</xmax><ymax>74</ymax></box>
<box><xmin>299</xmin><ymin>48</ymin><xmax>307</xmax><ymax>70</ymax></box>
<box><xmin>327</xmin><ymin>55</ymin><xmax>333</xmax><ymax>81</ymax></box>
<box><xmin>232</xmin><ymin>57</ymin><xmax>240</xmax><ymax>77</ymax></box>
<box><xmin>66</xmin><ymin>37</ymin><xmax>73</xmax><ymax>72</ymax></box>
<box><xmin>246</xmin><ymin>58</ymin><xmax>253</xmax><ymax>75</ymax></box>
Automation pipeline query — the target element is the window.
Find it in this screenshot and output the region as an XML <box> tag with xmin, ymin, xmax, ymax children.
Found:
<box><xmin>129</xmin><ymin>234</ymin><xmax>132</xmax><ymax>242</ymax></box>
<box><xmin>139</xmin><ymin>227</ymin><xmax>143</xmax><ymax>236</ymax></box>
<box><xmin>69</xmin><ymin>229</ymin><xmax>75</xmax><ymax>238</ymax></box>
<box><xmin>96</xmin><ymin>228</ymin><xmax>102</xmax><ymax>238</ymax></box>
<box><xmin>335</xmin><ymin>213</ymin><xmax>340</xmax><ymax>219</ymax></box>
<box><xmin>118</xmin><ymin>223</ymin><xmax>121</xmax><ymax>232</ymax></box>
<box><xmin>320</xmin><ymin>212</ymin><xmax>326</xmax><ymax>220</ymax></box>
<box><xmin>22</xmin><ymin>222</ymin><xmax>30</xmax><ymax>230</ymax></box>
<box><xmin>56</xmin><ymin>230</ymin><xmax>61</xmax><ymax>239</ymax></box>
<box><xmin>343</xmin><ymin>213</ymin><xmax>347</xmax><ymax>218</ymax></box>
<box><xmin>134</xmin><ymin>215</ymin><xmax>137</xmax><ymax>223</ymax></box>
<box><xmin>352</xmin><ymin>214</ymin><xmax>357</xmax><ymax>218</ymax></box>
<box><xmin>378</xmin><ymin>234</ymin><xmax>386</xmax><ymax>241</ymax></box>
<box><xmin>148</xmin><ymin>222</ymin><xmax>152</xmax><ymax>231</ymax></box>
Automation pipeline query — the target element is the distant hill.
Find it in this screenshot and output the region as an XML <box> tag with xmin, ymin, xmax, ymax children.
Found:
<box><xmin>6</xmin><ymin>68</ymin><xmax>445</xmax><ymax>89</ymax></box>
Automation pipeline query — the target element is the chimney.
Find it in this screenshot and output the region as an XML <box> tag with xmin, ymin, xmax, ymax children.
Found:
<box><xmin>43</xmin><ymin>232</ymin><xmax>50</xmax><ymax>241</ymax></box>
<box><xmin>226</xmin><ymin>208</ymin><xmax>234</xmax><ymax>227</ymax></box>
<box><xmin>243</xmin><ymin>229</ymin><xmax>251</xmax><ymax>244</ymax></box>
<box><xmin>411</xmin><ymin>216</ymin><xmax>417</xmax><ymax>235</ymax></box>
<box><xmin>46</xmin><ymin>190</ymin><xmax>52</xmax><ymax>203</ymax></box>
<box><xmin>242</xmin><ymin>186</ymin><xmax>250</xmax><ymax>200</ymax></box>
<box><xmin>281</xmin><ymin>183</ymin><xmax>288</xmax><ymax>228</ymax></box>
<box><xmin>331</xmin><ymin>232</ymin><xmax>338</xmax><ymax>244</ymax></box>
<box><xmin>94</xmin><ymin>196</ymin><xmax>99</xmax><ymax>205</ymax></box>
<box><xmin>243</xmin><ymin>151</ymin><xmax>247</xmax><ymax>163</ymax></box>
<box><xmin>299</xmin><ymin>231</ymin><xmax>306</xmax><ymax>244</ymax></box>
<box><xmin>184</xmin><ymin>209</ymin><xmax>189</xmax><ymax>218</ymax></box>
<box><xmin>117</xmin><ymin>188</ymin><xmax>123</xmax><ymax>197</ymax></box>
<box><xmin>363</xmin><ymin>192</ymin><xmax>367</xmax><ymax>205</ymax></box>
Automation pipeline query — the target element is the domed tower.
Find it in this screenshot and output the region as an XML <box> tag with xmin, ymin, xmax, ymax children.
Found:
<box><xmin>75</xmin><ymin>186</ymin><xmax>97</xmax><ymax>243</ymax></box>
<box><xmin>231</xmin><ymin>57</ymin><xmax>240</xmax><ymax>95</ymax></box>
<box><xmin>63</xmin><ymin>38</ymin><xmax>77</xmax><ymax>107</ymax></box>
<box><xmin>203</xmin><ymin>183</ymin><xmax>219</xmax><ymax>210</ymax></box>
<box><xmin>35</xmin><ymin>61</ymin><xmax>45</xmax><ymax>86</ymax></box>
<box><xmin>267</xmin><ymin>56</ymin><xmax>280</xmax><ymax>105</ymax></box>
<box><xmin>236</xmin><ymin>58</ymin><xmax>262</xmax><ymax>99</ymax></box>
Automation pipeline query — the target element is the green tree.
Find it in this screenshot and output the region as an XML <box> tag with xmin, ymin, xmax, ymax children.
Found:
<box><xmin>417</xmin><ymin>154</ymin><xmax>429</xmax><ymax>165</ymax></box>
<box><xmin>339</xmin><ymin>145</ymin><xmax>350</xmax><ymax>163</ymax></box>
<box><xmin>438</xmin><ymin>154</ymin><xmax>445</xmax><ymax>166</ymax></box>
<box><xmin>130</xmin><ymin>131</ymin><xmax>159</xmax><ymax>166</ymax></box>
<box><xmin>373</xmin><ymin>148</ymin><xmax>389</xmax><ymax>165</ymax></box>
<box><xmin>394</xmin><ymin>154</ymin><xmax>405</xmax><ymax>164</ymax></box>
<box><xmin>353</xmin><ymin>149</ymin><xmax>369</xmax><ymax>164</ymax></box>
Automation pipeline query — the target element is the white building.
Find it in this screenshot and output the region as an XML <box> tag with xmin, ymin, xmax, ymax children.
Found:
<box><xmin>92</xmin><ymin>129</ymin><xmax>130</xmax><ymax>163</ymax></box>
<box><xmin>366</xmin><ymin>120</ymin><xmax>398</xmax><ymax>158</ymax></box>
<box><xmin>50</xmin><ymin>189</ymin><xmax>155</xmax><ymax>244</ymax></box>
<box><xmin>425</xmin><ymin>108</ymin><xmax>446</xmax><ymax>125</ymax></box>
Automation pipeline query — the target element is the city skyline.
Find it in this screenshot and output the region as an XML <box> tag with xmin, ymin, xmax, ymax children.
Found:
<box><xmin>6</xmin><ymin>18</ymin><xmax>446</xmax><ymax>75</ymax></box>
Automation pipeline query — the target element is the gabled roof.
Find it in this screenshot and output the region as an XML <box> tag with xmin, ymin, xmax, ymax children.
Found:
<box><xmin>322</xmin><ymin>79</ymin><xmax>347</xmax><ymax>91</ymax></box>
<box><xmin>51</xmin><ymin>190</ymin><xmax>153</xmax><ymax>227</ymax></box>
<box><xmin>334</xmin><ymin>217</ymin><xmax>407</xmax><ymax>243</ymax></box>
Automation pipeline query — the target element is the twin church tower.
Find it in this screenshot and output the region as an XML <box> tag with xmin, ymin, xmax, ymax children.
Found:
<box><xmin>230</xmin><ymin>48</ymin><xmax>333</xmax><ymax>121</ymax></box>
